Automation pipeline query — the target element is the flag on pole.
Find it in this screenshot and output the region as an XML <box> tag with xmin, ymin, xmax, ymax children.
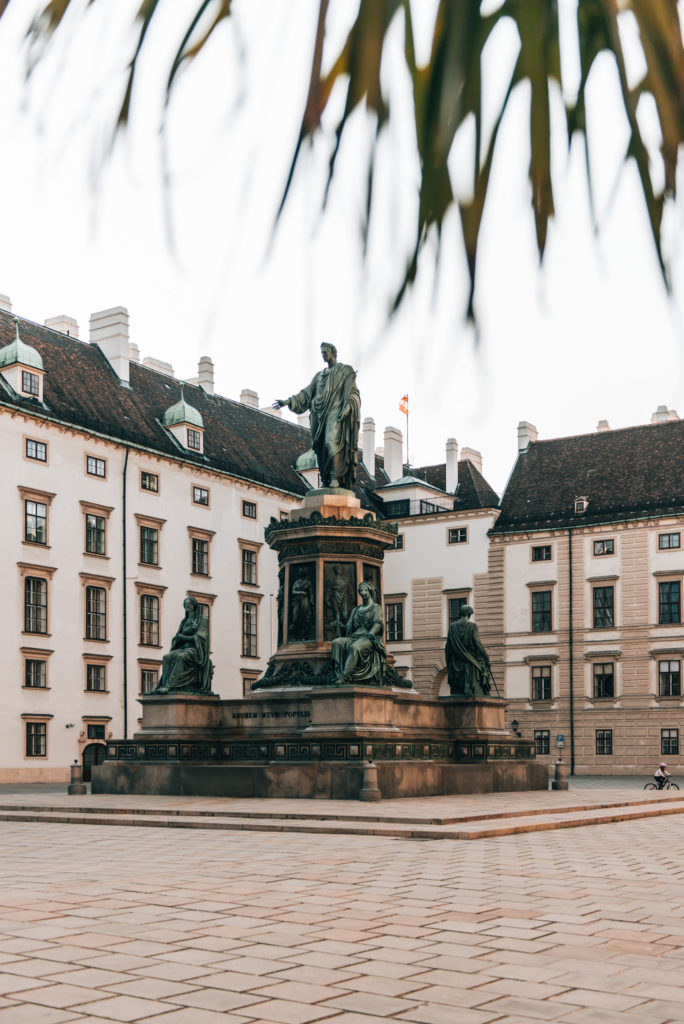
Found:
<box><xmin>399</xmin><ymin>394</ymin><xmax>408</xmax><ymax>415</ymax></box>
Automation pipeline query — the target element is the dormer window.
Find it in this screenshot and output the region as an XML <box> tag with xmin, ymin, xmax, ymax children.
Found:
<box><xmin>22</xmin><ymin>371</ymin><xmax>40</xmax><ymax>397</ymax></box>
<box><xmin>161</xmin><ymin>382</ymin><xmax>204</xmax><ymax>454</ymax></box>
<box><xmin>574</xmin><ymin>497</ymin><xmax>588</xmax><ymax>514</ymax></box>
<box><xmin>187</xmin><ymin>428</ymin><xmax>201</xmax><ymax>451</ymax></box>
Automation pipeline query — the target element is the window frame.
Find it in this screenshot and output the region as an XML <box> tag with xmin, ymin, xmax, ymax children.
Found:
<box><xmin>241</xmin><ymin>600</ymin><xmax>258</xmax><ymax>657</ymax></box>
<box><xmin>662</xmin><ymin>728</ymin><xmax>680</xmax><ymax>756</ymax></box>
<box><xmin>242</xmin><ymin>499</ymin><xmax>257</xmax><ymax>520</ymax></box>
<box><xmin>85</xmin><ymin>662</ymin><xmax>107</xmax><ymax>692</ymax></box>
<box><xmin>659</xmin><ymin>532</ymin><xmax>681</xmax><ymax>551</ymax></box>
<box><xmin>595</xmin><ymin>729</ymin><xmax>613</xmax><ymax>755</ymax></box>
<box><xmin>85</xmin><ymin>585</ymin><xmax>107</xmax><ymax>641</ymax></box>
<box><xmin>592</xmin><ymin>661</ymin><xmax>615</xmax><ymax>699</ymax></box>
<box><xmin>593</xmin><ymin>538</ymin><xmax>615</xmax><ymax>556</ymax></box>
<box><xmin>192</xmin><ymin>484</ymin><xmax>210</xmax><ymax>507</ymax></box>
<box><xmin>192</xmin><ymin>536</ymin><xmax>210</xmax><ymax>577</ymax></box>
<box><xmin>85</xmin><ymin>454</ymin><xmax>107</xmax><ymax>479</ymax></box>
<box><xmin>18</xmin><ymin>487</ymin><xmax>54</xmax><ymax>549</ymax></box>
<box><xmin>140</xmin><ymin>470</ymin><xmax>159</xmax><ymax>494</ymax></box>
<box><xmin>385</xmin><ymin>600</ymin><xmax>404</xmax><ymax>642</ymax></box>
<box><xmin>139</xmin><ymin>592</ymin><xmax>161</xmax><ymax>647</ymax></box>
<box><xmin>448</xmin><ymin>527</ymin><xmax>468</xmax><ymax>545</ymax></box>
<box><xmin>531</xmin><ymin>544</ymin><xmax>552</xmax><ymax>562</ymax></box>
<box><xmin>592</xmin><ymin>585</ymin><xmax>615</xmax><ymax>629</ymax></box>
<box><xmin>531</xmin><ymin>664</ymin><xmax>552</xmax><ymax>701</ymax></box>
<box><xmin>21</xmin><ymin>370</ymin><xmax>40</xmax><ymax>397</ymax></box>
<box><xmin>25</xmin><ymin>437</ymin><xmax>48</xmax><ymax>463</ymax></box>
<box><xmin>23</xmin><ymin>655</ymin><xmax>48</xmax><ymax>689</ymax></box>
<box><xmin>659</xmin><ymin>659</ymin><xmax>681</xmax><ymax>697</ymax></box>
<box><xmin>187</xmin><ymin>427</ymin><xmax>201</xmax><ymax>451</ymax></box>
<box><xmin>85</xmin><ymin>512</ymin><xmax>106</xmax><ymax>556</ymax></box>
<box><xmin>534</xmin><ymin>730</ymin><xmax>550</xmax><ymax>755</ymax></box>
<box><xmin>24</xmin><ymin>719</ymin><xmax>48</xmax><ymax>758</ymax></box>
<box><xmin>531</xmin><ymin>589</ymin><xmax>553</xmax><ymax>633</ymax></box>
<box><xmin>24</xmin><ymin>575</ymin><xmax>48</xmax><ymax>635</ymax></box>
<box><xmin>24</xmin><ymin>498</ymin><xmax>48</xmax><ymax>545</ymax></box>
<box><xmin>659</xmin><ymin>579</ymin><xmax>682</xmax><ymax>625</ymax></box>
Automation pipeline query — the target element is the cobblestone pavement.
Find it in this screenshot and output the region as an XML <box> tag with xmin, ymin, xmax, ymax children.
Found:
<box><xmin>2</xmin><ymin>816</ymin><xmax>684</xmax><ymax>1022</ymax></box>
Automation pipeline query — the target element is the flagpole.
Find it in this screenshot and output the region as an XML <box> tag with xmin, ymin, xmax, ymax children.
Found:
<box><xmin>406</xmin><ymin>395</ymin><xmax>409</xmax><ymax>470</ymax></box>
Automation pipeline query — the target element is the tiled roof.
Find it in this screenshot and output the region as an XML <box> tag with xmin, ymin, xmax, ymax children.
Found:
<box><xmin>493</xmin><ymin>420</ymin><xmax>684</xmax><ymax>533</ymax></box>
<box><xmin>0</xmin><ymin>311</ymin><xmax>314</xmax><ymax>497</ymax></box>
<box><xmin>413</xmin><ymin>461</ymin><xmax>500</xmax><ymax>511</ymax></box>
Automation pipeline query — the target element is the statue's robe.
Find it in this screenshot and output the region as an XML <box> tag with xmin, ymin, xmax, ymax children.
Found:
<box><xmin>288</xmin><ymin>362</ymin><xmax>360</xmax><ymax>489</ymax></box>
<box><xmin>445</xmin><ymin>619</ymin><xmax>491</xmax><ymax>696</ymax></box>
<box><xmin>157</xmin><ymin>613</ymin><xmax>213</xmax><ymax>693</ymax></box>
<box><xmin>331</xmin><ymin>601</ymin><xmax>386</xmax><ymax>685</ymax></box>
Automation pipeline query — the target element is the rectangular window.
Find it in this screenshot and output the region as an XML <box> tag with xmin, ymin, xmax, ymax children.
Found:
<box><xmin>448</xmin><ymin>528</ymin><xmax>468</xmax><ymax>545</ymax></box>
<box><xmin>242</xmin><ymin>602</ymin><xmax>257</xmax><ymax>657</ymax></box>
<box><xmin>187</xmin><ymin>428</ymin><xmax>201</xmax><ymax>450</ymax></box>
<box><xmin>659</xmin><ymin>660</ymin><xmax>681</xmax><ymax>697</ymax></box>
<box><xmin>85</xmin><ymin>586</ymin><xmax>106</xmax><ymax>641</ymax></box>
<box><xmin>193</xmin><ymin>485</ymin><xmax>209</xmax><ymax>506</ymax></box>
<box><xmin>593</xmin><ymin>586</ymin><xmax>614</xmax><ymax>628</ymax></box>
<box><xmin>24</xmin><ymin>577</ymin><xmax>47</xmax><ymax>634</ymax></box>
<box><xmin>534</xmin><ymin>730</ymin><xmax>550</xmax><ymax>755</ymax></box>
<box><xmin>25</xmin><ymin>659</ymin><xmax>46</xmax><ymax>688</ymax></box>
<box><xmin>385</xmin><ymin>602</ymin><xmax>404</xmax><ymax>642</ymax></box>
<box><xmin>532</xmin><ymin>545</ymin><xmax>551</xmax><ymax>561</ymax></box>
<box><xmin>26</xmin><ymin>438</ymin><xmax>47</xmax><ymax>462</ymax></box>
<box><xmin>141</xmin><ymin>668</ymin><xmax>158</xmax><ymax>694</ymax></box>
<box><xmin>662</xmin><ymin>728</ymin><xmax>679</xmax><ymax>756</ymax></box>
<box><xmin>25</xmin><ymin>721</ymin><xmax>46</xmax><ymax>757</ymax></box>
<box><xmin>140</xmin><ymin>526</ymin><xmax>159</xmax><ymax>566</ymax></box>
<box><xmin>22</xmin><ymin>370</ymin><xmax>40</xmax><ymax>396</ymax></box>
<box><xmin>140</xmin><ymin>471</ymin><xmax>158</xmax><ymax>492</ymax></box>
<box><xmin>241</xmin><ymin>548</ymin><xmax>257</xmax><ymax>585</ymax></box>
<box><xmin>242</xmin><ymin>500</ymin><xmax>257</xmax><ymax>519</ymax></box>
<box><xmin>448</xmin><ymin>596</ymin><xmax>469</xmax><ymax>628</ymax></box>
<box><xmin>140</xmin><ymin>595</ymin><xmax>160</xmax><ymax>646</ymax></box>
<box><xmin>192</xmin><ymin>537</ymin><xmax>209</xmax><ymax>576</ymax></box>
<box><xmin>531</xmin><ymin>590</ymin><xmax>552</xmax><ymax>632</ymax></box>
<box><xmin>243</xmin><ymin>676</ymin><xmax>258</xmax><ymax>696</ymax></box>
<box><xmin>659</xmin><ymin>533</ymin><xmax>681</xmax><ymax>550</ymax></box>
<box><xmin>659</xmin><ymin>581</ymin><xmax>681</xmax><ymax>624</ymax></box>
<box><xmin>85</xmin><ymin>513</ymin><xmax>106</xmax><ymax>555</ymax></box>
<box><xmin>531</xmin><ymin>665</ymin><xmax>551</xmax><ymax>701</ymax></box>
<box><xmin>87</xmin><ymin>724</ymin><xmax>106</xmax><ymax>739</ymax></box>
<box><xmin>385</xmin><ymin>500</ymin><xmax>410</xmax><ymax>518</ymax></box>
<box><xmin>420</xmin><ymin>500</ymin><xmax>439</xmax><ymax>514</ymax></box>
<box><xmin>596</xmin><ymin>729</ymin><xmax>613</xmax><ymax>755</ymax></box>
<box><xmin>86</xmin><ymin>664</ymin><xmax>106</xmax><ymax>691</ymax></box>
<box><xmin>24</xmin><ymin>500</ymin><xmax>47</xmax><ymax>544</ymax></box>
<box><xmin>594</xmin><ymin>539</ymin><xmax>615</xmax><ymax>556</ymax></box>
<box><xmin>391</xmin><ymin>534</ymin><xmax>404</xmax><ymax>550</ymax></box>
<box><xmin>593</xmin><ymin>662</ymin><xmax>614</xmax><ymax>699</ymax></box>
<box><xmin>86</xmin><ymin>455</ymin><xmax>106</xmax><ymax>477</ymax></box>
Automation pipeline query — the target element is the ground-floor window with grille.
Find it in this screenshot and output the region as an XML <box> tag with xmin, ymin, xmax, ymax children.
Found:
<box><xmin>596</xmin><ymin>729</ymin><xmax>613</xmax><ymax>755</ymax></box>
<box><xmin>25</xmin><ymin>721</ymin><xmax>47</xmax><ymax>757</ymax></box>
<box><xmin>534</xmin><ymin>730</ymin><xmax>550</xmax><ymax>755</ymax></box>
<box><xmin>662</xmin><ymin>728</ymin><xmax>679</xmax><ymax>756</ymax></box>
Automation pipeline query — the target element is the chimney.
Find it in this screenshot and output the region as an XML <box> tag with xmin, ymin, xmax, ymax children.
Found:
<box><xmin>362</xmin><ymin>418</ymin><xmax>376</xmax><ymax>478</ymax></box>
<box><xmin>142</xmin><ymin>356</ymin><xmax>174</xmax><ymax>376</ymax></box>
<box><xmin>446</xmin><ymin>438</ymin><xmax>459</xmax><ymax>493</ymax></box>
<box><xmin>596</xmin><ymin>419</ymin><xmax>610</xmax><ymax>432</ymax></box>
<box><xmin>518</xmin><ymin>420</ymin><xmax>538</xmax><ymax>452</ymax></box>
<box><xmin>383</xmin><ymin>425</ymin><xmax>403</xmax><ymax>482</ymax></box>
<box><xmin>197</xmin><ymin>355</ymin><xmax>214</xmax><ymax>394</ymax></box>
<box><xmin>90</xmin><ymin>306</ymin><xmax>130</xmax><ymax>384</ymax></box>
<box><xmin>0</xmin><ymin>294</ymin><xmax>11</xmax><ymax>312</ymax></box>
<box><xmin>240</xmin><ymin>388</ymin><xmax>259</xmax><ymax>409</ymax></box>
<box><xmin>129</xmin><ymin>342</ymin><xmax>141</xmax><ymax>363</ymax></box>
<box><xmin>652</xmin><ymin>404</ymin><xmax>679</xmax><ymax>423</ymax></box>
<box><xmin>45</xmin><ymin>314</ymin><xmax>79</xmax><ymax>339</ymax></box>
<box><xmin>460</xmin><ymin>446</ymin><xmax>482</xmax><ymax>475</ymax></box>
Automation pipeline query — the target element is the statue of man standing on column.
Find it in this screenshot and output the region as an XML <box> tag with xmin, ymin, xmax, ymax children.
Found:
<box><xmin>273</xmin><ymin>343</ymin><xmax>361</xmax><ymax>490</ymax></box>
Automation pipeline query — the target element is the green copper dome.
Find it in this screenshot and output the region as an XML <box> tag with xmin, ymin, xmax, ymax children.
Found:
<box><xmin>162</xmin><ymin>382</ymin><xmax>203</xmax><ymax>428</ymax></box>
<box><xmin>0</xmin><ymin>321</ymin><xmax>44</xmax><ymax>371</ymax></box>
<box><xmin>295</xmin><ymin>448</ymin><xmax>317</xmax><ymax>472</ymax></box>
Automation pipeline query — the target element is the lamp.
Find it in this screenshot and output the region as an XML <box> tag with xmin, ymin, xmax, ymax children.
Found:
<box><xmin>511</xmin><ymin>719</ymin><xmax>521</xmax><ymax>737</ymax></box>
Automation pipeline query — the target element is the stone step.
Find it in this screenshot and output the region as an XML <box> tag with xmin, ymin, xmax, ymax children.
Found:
<box><xmin>3</xmin><ymin>795</ymin><xmax>684</xmax><ymax>840</ymax></box>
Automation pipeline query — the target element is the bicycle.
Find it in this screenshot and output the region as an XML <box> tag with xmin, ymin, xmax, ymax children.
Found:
<box><xmin>644</xmin><ymin>780</ymin><xmax>680</xmax><ymax>791</ymax></box>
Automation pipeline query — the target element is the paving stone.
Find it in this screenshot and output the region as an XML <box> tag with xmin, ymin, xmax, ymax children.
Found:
<box><xmin>71</xmin><ymin>993</ymin><xmax>176</xmax><ymax>1020</ymax></box>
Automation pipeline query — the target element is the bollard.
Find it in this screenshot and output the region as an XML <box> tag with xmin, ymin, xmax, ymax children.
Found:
<box><xmin>67</xmin><ymin>761</ymin><xmax>87</xmax><ymax>796</ymax></box>
<box><xmin>551</xmin><ymin>757</ymin><xmax>568</xmax><ymax>791</ymax></box>
<box><xmin>359</xmin><ymin>760</ymin><xmax>382</xmax><ymax>802</ymax></box>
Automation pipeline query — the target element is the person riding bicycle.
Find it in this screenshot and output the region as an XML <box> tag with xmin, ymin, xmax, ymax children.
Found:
<box><xmin>654</xmin><ymin>762</ymin><xmax>671</xmax><ymax>789</ymax></box>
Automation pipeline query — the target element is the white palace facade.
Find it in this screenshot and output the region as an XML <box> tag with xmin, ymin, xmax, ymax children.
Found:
<box><xmin>1</xmin><ymin>296</ymin><xmax>683</xmax><ymax>780</ymax></box>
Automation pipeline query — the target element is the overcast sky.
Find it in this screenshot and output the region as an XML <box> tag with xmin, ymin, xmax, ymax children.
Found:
<box><xmin>0</xmin><ymin>0</ymin><xmax>682</xmax><ymax>494</ymax></box>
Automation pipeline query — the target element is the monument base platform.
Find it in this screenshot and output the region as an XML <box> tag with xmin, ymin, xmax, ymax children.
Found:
<box><xmin>93</xmin><ymin>688</ymin><xmax>548</xmax><ymax>799</ymax></box>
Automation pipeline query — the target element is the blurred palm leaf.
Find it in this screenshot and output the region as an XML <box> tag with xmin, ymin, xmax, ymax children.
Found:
<box><xmin>6</xmin><ymin>0</ymin><xmax>684</xmax><ymax>320</ymax></box>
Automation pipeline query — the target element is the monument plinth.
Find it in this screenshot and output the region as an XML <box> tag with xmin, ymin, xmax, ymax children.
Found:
<box><xmin>93</xmin><ymin>342</ymin><xmax>547</xmax><ymax>798</ymax></box>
